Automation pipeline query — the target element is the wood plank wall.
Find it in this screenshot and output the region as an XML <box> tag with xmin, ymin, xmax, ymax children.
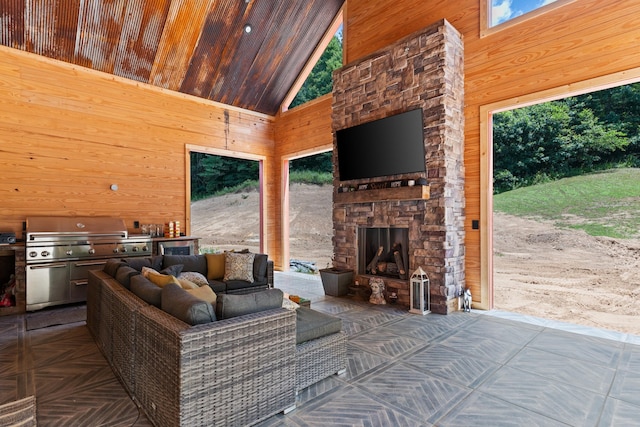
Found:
<box><xmin>0</xmin><ymin>46</ymin><xmax>274</xmax><ymax>245</ymax></box>
<box><xmin>272</xmin><ymin>0</ymin><xmax>640</xmax><ymax>307</ymax></box>
<box><xmin>3</xmin><ymin>0</ymin><xmax>639</xmax><ymax>296</ymax></box>
<box><xmin>339</xmin><ymin>0</ymin><xmax>640</xmax><ymax>308</ymax></box>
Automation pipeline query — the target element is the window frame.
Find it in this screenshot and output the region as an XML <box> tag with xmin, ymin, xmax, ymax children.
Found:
<box><xmin>480</xmin><ymin>0</ymin><xmax>577</xmax><ymax>37</ymax></box>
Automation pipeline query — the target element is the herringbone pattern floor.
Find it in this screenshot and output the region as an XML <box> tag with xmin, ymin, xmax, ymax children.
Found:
<box><xmin>1</xmin><ymin>271</ymin><xmax>639</xmax><ymax>426</ymax></box>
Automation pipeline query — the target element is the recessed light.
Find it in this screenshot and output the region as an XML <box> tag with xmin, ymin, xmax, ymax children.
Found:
<box><xmin>244</xmin><ymin>24</ymin><xmax>252</xmax><ymax>33</ymax></box>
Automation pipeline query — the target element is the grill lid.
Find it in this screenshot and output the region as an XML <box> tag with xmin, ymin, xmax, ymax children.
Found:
<box><xmin>26</xmin><ymin>216</ymin><xmax>128</xmax><ymax>241</ymax></box>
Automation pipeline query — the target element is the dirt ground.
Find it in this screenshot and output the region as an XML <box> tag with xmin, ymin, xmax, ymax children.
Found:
<box><xmin>191</xmin><ymin>184</ymin><xmax>640</xmax><ymax>336</ymax></box>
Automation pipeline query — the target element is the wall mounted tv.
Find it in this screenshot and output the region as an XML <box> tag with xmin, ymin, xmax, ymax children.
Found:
<box><xmin>336</xmin><ymin>108</ymin><xmax>425</xmax><ymax>181</ymax></box>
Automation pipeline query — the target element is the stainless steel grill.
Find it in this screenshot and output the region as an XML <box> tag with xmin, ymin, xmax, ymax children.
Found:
<box><xmin>25</xmin><ymin>216</ymin><xmax>152</xmax><ymax>311</ymax></box>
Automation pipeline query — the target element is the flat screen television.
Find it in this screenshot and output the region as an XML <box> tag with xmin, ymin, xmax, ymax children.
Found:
<box><xmin>336</xmin><ymin>108</ymin><xmax>425</xmax><ymax>181</ymax></box>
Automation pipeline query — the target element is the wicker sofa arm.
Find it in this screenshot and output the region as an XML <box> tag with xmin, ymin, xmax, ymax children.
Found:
<box><xmin>134</xmin><ymin>306</ymin><xmax>296</xmax><ymax>427</ymax></box>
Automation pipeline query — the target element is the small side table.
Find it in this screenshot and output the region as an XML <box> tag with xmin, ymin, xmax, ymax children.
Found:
<box><xmin>289</xmin><ymin>296</ymin><xmax>310</xmax><ymax>308</ymax></box>
<box><xmin>298</xmin><ymin>298</ymin><xmax>311</xmax><ymax>308</ymax></box>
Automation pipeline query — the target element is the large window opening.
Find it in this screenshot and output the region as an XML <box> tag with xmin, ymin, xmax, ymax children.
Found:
<box><xmin>489</xmin><ymin>81</ymin><xmax>640</xmax><ymax>336</ymax></box>
<box><xmin>189</xmin><ymin>151</ymin><xmax>261</xmax><ymax>254</ymax></box>
<box><xmin>287</xmin><ymin>151</ymin><xmax>333</xmax><ymax>274</ymax></box>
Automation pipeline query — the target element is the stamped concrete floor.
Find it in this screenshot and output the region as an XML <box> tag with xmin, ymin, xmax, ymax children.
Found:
<box><xmin>1</xmin><ymin>271</ymin><xmax>638</xmax><ymax>426</ymax></box>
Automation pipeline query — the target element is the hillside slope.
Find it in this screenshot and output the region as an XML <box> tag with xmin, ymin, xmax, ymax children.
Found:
<box><xmin>191</xmin><ymin>184</ymin><xmax>640</xmax><ymax>335</ymax></box>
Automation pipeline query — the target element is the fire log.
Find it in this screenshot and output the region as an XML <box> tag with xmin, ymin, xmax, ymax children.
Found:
<box><xmin>366</xmin><ymin>246</ymin><xmax>384</xmax><ymax>274</ymax></box>
<box><xmin>393</xmin><ymin>250</ymin><xmax>407</xmax><ymax>279</ymax></box>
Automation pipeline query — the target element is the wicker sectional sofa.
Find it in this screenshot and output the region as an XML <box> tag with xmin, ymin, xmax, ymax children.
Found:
<box><xmin>87</xmin><ymin>254</ymin><xmax>346</xmax><ymax>427</ymax></box>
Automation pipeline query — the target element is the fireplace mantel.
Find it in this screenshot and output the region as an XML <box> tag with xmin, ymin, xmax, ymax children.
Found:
<box><xmin>334</xmin><ymin>185</ymin><xmax>430</xmax><ymax>204</ymax></box>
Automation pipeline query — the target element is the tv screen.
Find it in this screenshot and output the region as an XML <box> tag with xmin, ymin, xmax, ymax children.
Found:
<box><xmin>336</xmin><ymin>108</ymin><xmax>425</xmax><ymax>181</ymax></box>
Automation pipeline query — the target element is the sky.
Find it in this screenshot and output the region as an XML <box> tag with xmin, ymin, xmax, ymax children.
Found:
<box><xmin>492</xmin><ymin>0</ymin><xmax>558</xmax><ymax>26</ymax></box>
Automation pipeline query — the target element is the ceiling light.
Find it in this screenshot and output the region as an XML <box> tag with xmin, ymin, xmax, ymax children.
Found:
<box><xmin>244</xmin><ymin>24</ymin><xmax>252</xmax><ymax>33</ymax></box>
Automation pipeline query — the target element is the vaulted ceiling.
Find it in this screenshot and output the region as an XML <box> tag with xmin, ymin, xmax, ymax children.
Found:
<box><xmin>0</xmin><ymin>0</ymin><xmax>344</xmax><ymax>116</ymax></box>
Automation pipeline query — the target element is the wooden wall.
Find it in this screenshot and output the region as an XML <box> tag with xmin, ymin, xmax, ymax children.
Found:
<box><xmin>273</xmin><ymin>0</ymin><xmax>640</xmax><ymax>307</ymax></box>
<box><xmin>3</xmin><ymin>0</ymin><xmax>640</xmax><ymax>301</ymax></box>
<box><xmin>0</xmin><ymin>46</ymin><xmax>274</xmax><ymax>246</ymax></box>
<box><xmin>340</xmin><ymin>0</ymin><xmax>640</xmax><ymax>308</ymax></box>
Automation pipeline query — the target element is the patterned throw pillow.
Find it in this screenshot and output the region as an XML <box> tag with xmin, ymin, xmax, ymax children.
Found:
<box><xmin>223</xmin><ymin>252</ymin><xmax>255</xmax><ymax>283</ymax></box>
<box><xmin>178</xmin><ymin>271</ymin><xmax>209</xmax><ymax>287</ymax></box>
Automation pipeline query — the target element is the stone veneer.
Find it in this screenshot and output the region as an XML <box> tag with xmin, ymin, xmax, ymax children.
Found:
<box><xmin>330</xmin><ymin>20</ymin><xmax>465</xmax><ymax>314</ymax></box>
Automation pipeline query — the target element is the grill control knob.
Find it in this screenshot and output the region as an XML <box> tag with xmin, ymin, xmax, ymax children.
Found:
<box><xmin>88</xmin><ymin>248</ymin><xmax>96</xmax><ymax>255</ymax></box>
<box><xmin>132</xmin><ymin>247</ymin><xmax>139</xmax><ymax>252</ymax></box>
<box><xmin>121</xmin><ymin>247</ymin><xmax>127</xmax><ymax>253</ymax></box>
<box><xmin>142</xmin><ymin>246</ymin><xmax>149</xmax><ymax>252</ymax></box>
<box><xmin>66</xmin><ymin>250</ymin><xmax>73</xmax><ymax>256</ymax></box>
<box><xmin>113</xmin><ymin>248</ymin><xmax>119</xmax><ymax>253</ymax></box>
<box><xmin>29</xmin><ymin>251</ymin><xmax>38</xmax><ymax>258</ymax></box>
<box><xmin>41</xmin><ymin>251</ymin><xmax>50</xmax><ymax>257</ymax></box>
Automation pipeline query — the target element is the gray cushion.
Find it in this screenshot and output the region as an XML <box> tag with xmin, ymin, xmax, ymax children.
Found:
<box><xmin>163</xmin><ymin>255</ymin><xmax>207</xmax><ymax>275</ymax></box>
<box><xmin>124</xmin><ymin>256</ymin><xmax>162</xmax><ymax>272</ymax></box>
<box><xmin>115</xmin><ymin>266</ymin><xmax>140</xmax><ymax>289</ymax></box>
<box><xmin>207</xmin><ymin>279</ymin><xmax>227</xmax><ymax>294</ymax></box>
<box><xmin>253</xmin><ymin>254</ymin><xmax>268</xmax><ymax>283</ymax></box>
<box><xmin>103</xmin><ymin>258</ymin><xmax>125</xmax><ymax>277</ymax></box>
<box><xmin>225</xmin><ymin>280</ymin><xmax>268</xmax><ymax>292</ymax></box>
<box><xmin>130</xmin><ymin>275</ymin><xmax>162</xmax><ymax>307</ymax></box>
<box><xmin>161</xmin><ymin>283</ymin><xmax>216</xmax><ymax>325</ymax></box>
<box><xmin>295</xmin><ymin>307</ymin><xmax>342</xmax><ymax>344</ymax></box>
<box><xmin>216</xmin><ymin>289</ymin><xmax>283</xmax><ymax>320</ymax></box>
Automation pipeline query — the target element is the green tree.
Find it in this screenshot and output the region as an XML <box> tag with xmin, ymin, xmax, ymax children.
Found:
<box><xmin>493</xmin><ymin>99</ymin><xmax>628</xmax><ymax>194</ymax></box>
<box><xmin>190</xmin><ymin>153</ymin><xmax>258</xmax><ymax>199</ymax></box>
<box><xmin>290</xmin><ymin>152</ymin><xmax>332</xmax><ymax>172</ymax></box>
<box><xmin>576</xmin><ymin>84</ymin><xmax>640</xmax><ymax>165</ymax></box>
<box><xmin>289</xmin><ymin>34</ymin><xmax>343</xmax><ymax>108</ymax></box>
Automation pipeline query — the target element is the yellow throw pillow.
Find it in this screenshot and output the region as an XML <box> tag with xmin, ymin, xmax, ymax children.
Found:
<box><xmin>205</xmin><ymin>253</ymin><xmax>226</xmax><ymax>280</ymax></box>
<box><xmin>147</xmin><ymin>271</ymin><xmax>181</xmax><ymax>288</ymax></box>
<box><xmin>177</xmin><ymin>278</ymin><xmax>199</xmax><ymax>290</ymax></box>
<box><xmin>186</xmin><ymin>286</ymin><xmax>217</xmax><ymax>304</ymax></box>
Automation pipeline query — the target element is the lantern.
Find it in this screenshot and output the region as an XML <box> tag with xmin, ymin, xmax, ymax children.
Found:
<box><xmin>409</xmin><ymin>267</ymin><xmax>430</xmax><ymax>315</ymax></box>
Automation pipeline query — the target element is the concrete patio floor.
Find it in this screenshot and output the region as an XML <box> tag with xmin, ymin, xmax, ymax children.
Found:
<box><xmin>1</xmin><ymin>271</ymin><xmax>638</xmax><ymax>426</ymax></box>
<box><xmin>264</xmin><ymin>271</ymin><xmax>640</xmax><ymax>426</ymax></box>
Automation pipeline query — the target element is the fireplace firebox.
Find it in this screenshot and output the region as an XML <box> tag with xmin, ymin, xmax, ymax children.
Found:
<box><xmin>358</xmin><ymin>227</ymin><xmax>409</xmax><ymax>280</ymax></box>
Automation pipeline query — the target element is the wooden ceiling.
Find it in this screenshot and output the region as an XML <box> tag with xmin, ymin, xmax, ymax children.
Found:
<box><xmin>0</xmin><ymin>0</ymin><xmax>343</xmax><ymax>116</ymax></box>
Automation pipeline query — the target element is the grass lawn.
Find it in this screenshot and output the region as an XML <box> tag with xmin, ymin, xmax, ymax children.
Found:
<box><xmin>493</xmin><ymin>168</ymin><xmax>640</xmax><ymax>239</ymax></box>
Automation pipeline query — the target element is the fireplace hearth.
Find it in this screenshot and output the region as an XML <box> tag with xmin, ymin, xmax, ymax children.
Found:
<box><xmin>358</xmin><ymin>227</ymin><xmax>409</xmax><ymax>280</ymax></box>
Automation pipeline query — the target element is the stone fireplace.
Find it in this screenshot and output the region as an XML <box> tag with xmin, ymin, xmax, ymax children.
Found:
<box><xmin>330</xmin><ymin>20</ymin><xmax>465</xmax><ymax>314</ymax></box>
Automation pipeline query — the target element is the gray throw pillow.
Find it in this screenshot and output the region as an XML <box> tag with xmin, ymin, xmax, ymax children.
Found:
<box><xmin>216</xmin><ymin>289</ymin><xmax>283</xmax><ymax>320</ymax></box>
<box><xmin>253</xmin><ymin>254</ymin><xmax>268</xmax><ymax>283</ymax></box>
<box><xmin>160</xmin><ymin>264</ymin><xmax>183</xmax><ymax>277</ymax></box>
